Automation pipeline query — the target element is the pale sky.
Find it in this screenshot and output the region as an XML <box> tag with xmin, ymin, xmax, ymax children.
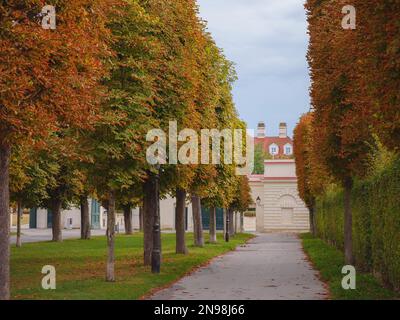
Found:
<box><xmin>197</xmin><ymin>0</ymin><xmax>310</xmax><ymax>137</ymax></box>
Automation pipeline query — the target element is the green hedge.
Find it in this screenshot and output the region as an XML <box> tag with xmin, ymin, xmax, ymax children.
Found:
<box><xmin>315</xmin><ymin>158</ymin><xmax>400</xmax><ymax>291</ymax></box>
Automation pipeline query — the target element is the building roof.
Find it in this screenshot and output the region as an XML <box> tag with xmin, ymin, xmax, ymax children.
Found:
<box><xmin>254</xmin><ymin>136</ymin><xmax>293</xmax><ymax>157</ymax></box>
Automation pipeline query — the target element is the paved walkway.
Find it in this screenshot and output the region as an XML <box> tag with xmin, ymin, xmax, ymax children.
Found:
<box><xmin>150</xmin><ymin>233</ymin><xmax>328</xmax><ymax>300</ymax></box>
<box><xmin>10</xmin><ymin>228</ymin><xmax>107</xmax><ymax>244</ymax></box>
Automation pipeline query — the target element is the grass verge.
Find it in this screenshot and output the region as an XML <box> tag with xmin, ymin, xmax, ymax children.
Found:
<box><xmin>301</xmin><ymin>233</ymin><xmax>399</xmax><ymax>300</ymax></box>
<box><xmin>11</xmin><ymin>232</ymin><xmax>253</xmax><ymax>300</ymax></box>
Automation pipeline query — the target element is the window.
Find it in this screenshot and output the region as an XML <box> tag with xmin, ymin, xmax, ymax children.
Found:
<box><xmin>269</xmin><ymin>144</ymin><xmax>279</xmax><ymax>156</ymax></box>
<box><xmin>284</xmin><ymin>144</ymin><xmax>293</xmax><ymax>155</ymax></box>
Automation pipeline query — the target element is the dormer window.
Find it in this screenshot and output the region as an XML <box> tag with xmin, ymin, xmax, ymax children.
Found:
<box><xmin>269</xmin><ymin>143</ymin><xmax>279</xmax><ymax>156</ymax></box>
<box><xmin>284</xmin><ymin>143</ymin><xmax>293</xmax><ymax>155</ymax></box>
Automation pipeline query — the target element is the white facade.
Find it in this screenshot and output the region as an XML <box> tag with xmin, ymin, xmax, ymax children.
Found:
<box><xmin>29</xmin><ymin>160</ymin><xmax>306</xmax><ymax>233</ymax></box>
<box><xmin>30</xmin><ymin>194</ymin><xmax>244</xmax><ymax>233</ymax></box>
<box><xmin>131</xmin><ymin>196</ymin><xmax>195</xmax><ymax>231</ymax></box>
<box><xmin>34</xmin><ymin>198</ymin><xmax>107</xmax><ymax>230</ymax></box>
<box><xmin>131</xmin><ymin>197</ymin><xmax>241</xmax><ymax>232</ymax></box>
<box><xmin>249</xmin><ymin>160</ymin><xmax>310</xmax><ymax>233</ymax></box>
<box><xmin>31</xmin><ymin>197</ymin><xmax>201</xmax><ymax>232</ymax></box>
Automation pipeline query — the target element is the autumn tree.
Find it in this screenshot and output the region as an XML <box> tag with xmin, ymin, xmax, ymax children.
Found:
<box><xmin>142</xmin><ymin>0</ymin><xmax>210</xmax><ymax>256</ymax></box>
<box><xmin>306</xmin><ymin>0</ymin><xmax>376</xmax><ymax>264</ymax></box>
<box><xmin>0</xmin><ymin>0</ymin><xmax>112</xmax><ymax>299</ymax></box>
<box><xmin>86</xmin><ymin>0</ymin><xmax>159</xmax><ymax>279</ymax></box>
<box><xmin>294</xmin><ymin>113</ymin><xmax>322</xmax><ymax>235</ymax></box>
<box><xmin>200</xmin><ymin>42</ymin><xmax>244</xmax><ymax>241</ymax></box>
<box><xmin>229</xmin><ymin>176</ymin><xmax>253</xmax><ymax>234</ymax></box>
<box><xmin>39</xmin><ymin>135</ymin><xmax>90</xmax><ymax>242</ymax></box>
<box><xmin>184</xmin><ymin>30</ymin><xmax>223</xmax><ymax>246</ymax></box>
<box><xmin>10</xmin><ymin>143</ymin><xmax>58</xmax><ymax>247</ymax></box>
<box><xmin>166</xmin><ymin>0</ymin><xmax>204</xmax><ymax>255</ymax></box>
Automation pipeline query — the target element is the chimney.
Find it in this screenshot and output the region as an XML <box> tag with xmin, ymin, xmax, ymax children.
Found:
<box><xmin>279</xmin><ymin>122</ymin><xmax>287</xmax><ymax>138</ymax></box>
<box><xmin>257</xmin><ymin>122</ymin><xmax>266</xmax><ymax>138</ymax></box>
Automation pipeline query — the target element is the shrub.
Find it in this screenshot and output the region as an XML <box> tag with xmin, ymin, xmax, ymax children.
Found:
<box><xmin>315</xmin><ymin>157</ymin><xmax>400</xmax><ymax>290</ymax></box>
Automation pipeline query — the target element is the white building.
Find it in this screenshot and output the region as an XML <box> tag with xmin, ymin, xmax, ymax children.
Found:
<box><xmin>29</xmin><ymin>198</ymin><xmax>108</xmax><ymax>230</ymax></box>
<box><xmin>29</xmin><ymin>159</ymin><xmax>308</xmax><ymax>233</ymax></box>
<box><xmin>249</xmin><ymin>160</ymin><xmax>309</xmax><ymax>233</ymax></box>
<box><xmin>131</xmin><ymin>199</ymin><xmax>234</xmax><ymax>232</ymax></box>
<box><xmin>29</xmin><ymin>196</ymin><xmax>237</xmax><ymax>232</ymax></box>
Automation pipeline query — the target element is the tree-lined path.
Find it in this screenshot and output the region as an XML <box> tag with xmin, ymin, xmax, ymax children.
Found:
<box><xmin>150</xmin><ymin>233</ymin><xmax>328</xmax><ymax>300</ymax></box>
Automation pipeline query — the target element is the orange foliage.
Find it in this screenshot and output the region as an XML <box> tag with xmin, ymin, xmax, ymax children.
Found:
<box><xmin>354</xmin><ymin>1</ymin><xmax>400</xmax><ymax>151</ymax></box>
<box><xmin>0</xmin><ymin>0</ymin><xmax>113</xmax><ymax>144</ymax></box>
<box><xmin>305</xmin><ymin>0</ymin><xmax>376</xmax><ymax>184</ymax></box>
<box><xmin>294</xmin><ymin>113</ymin><xmax>314</xmax><ymax>208</ymax></box>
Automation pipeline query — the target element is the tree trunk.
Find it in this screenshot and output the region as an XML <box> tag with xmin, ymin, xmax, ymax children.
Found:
<box><xmin>309</xmin><ymin>205</ymin><xmax>316</xmax><ymax>237</ymax></box>
<box><xmin>344</xmin><ymin>178</ymin><xmax>354</xmax><ymax>265</ymax></box>
<box><xmin>80</xmin><ymin>196</ymin><xmax>91</xmax><ymax>240</ymax></box>
<box><xmin>225</xmin><ymin>208</ymin><xmax>230</xmax><ymax>242</ymax></box>
<box><xmin>233</xmin><ymin>211</ymin><xmax>237</xmax><ymax>235</ymax></box>
<box><xmin>0</xmin><ymin>142</ymin><xmax>10</xmax><ymax>300</ymax></box>
<box><xmin>151</xmin><ymin>171</ymin><xmax>161</xmax><ymax>273</ymax></box>
<box><xmin>51</xmin><ymin>198</ymin><xmax>62</xmax><ymax>242</ymax></box>
<box><xmin>175</xmin><ymin>189</ymin><xmax>188</xmax><ymax>254</ymax></box>
<box><xmin>240</xmin><ymin>212</ymin><xmax>244</xmax><ymax>233</ymax></box>
<box><xmin>229</xmin><ymin>209</ymin><xmax>235</xmax><ymax>237</ymax></box>
<box><xmin>16</xmin><ymin>201</ymin><xmax>22</xmax><ymax>248</ymax></box>
<box><xmin>143</xmin><ymin>176</ymin><xmax>155</xmax><ymax>266</ymax></box>
<box><xmin>209</xmin><ymin>207</ymin><xmax>217</xmax><ymax>244</ymax></box>
<box><xmin>106</xmin><ymin>191</ymin><xmax>116</xmax><ymax>282</ymax></box>
<box><xmin>191</xmin><ymin>194</ymin><xmax>204</xmax><ymax>247</ymax></box>
<box><xmin>139</xmin><ymin>207</ymin><xmax>144</xmax><ymax>232</ymax></box>
<box><xmin>123</xmin><ymin>205</ymin><xmax>133</xmax><ymax>235</ymax></box>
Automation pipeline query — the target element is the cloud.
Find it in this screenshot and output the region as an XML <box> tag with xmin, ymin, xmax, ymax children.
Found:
<box><xmin>198</xmin><ymin>0</ymin><xmax>310</xmax><ymax>136</ymax></box>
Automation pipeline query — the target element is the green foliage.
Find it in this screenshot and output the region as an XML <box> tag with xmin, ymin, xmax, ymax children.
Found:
<box><xmin>10</xmin><ymin>144</ymin><xmax>58</xmax><ymax>207</ymax></box>
<box><xmin>315</xmin><ymin>157</ymin><xmax>400</xmax><ymax>290</ymax></box>
<box><xmin>301</xmin><ymin>233</ymin><xmax>399</xmax><ymax>300</ymax></box>
<box><xmin>229</xmin><ymin>176</ymin><xmax>253</xmax><ymax>213</ymax></box>
<box><xmin>88</xmin><ymin>0</ymin><xmax>159</xmax><ymax>198</ymax></box>
<box><xmin>253</xmin><ymin>143</ymin><xmax>269</xmax><ymax>174</ymax></box>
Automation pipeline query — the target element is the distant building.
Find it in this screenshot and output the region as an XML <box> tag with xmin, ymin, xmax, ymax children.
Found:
<box><xmin>248</xmin><ymin>122</ymin><xmax>308</xmax><ymax>232</ymax></box>
<box><xmin>28</xmin><ymin>199</ymin><xmax>108</xmax><ymax>230</ymax></box>
<box><xmin>27</xmin><ymin>197</ymin><xmax>235</xmax><ymax>233</ymax></box>
<box><xmin>254</xmin><ymin>122</ymin><xmax>293</xmax><ymax>158</ymax></box>
<box><xmin>248</xmin><ymin>160</ymin><xmax>309</xmax><ymax>232</ymax></box>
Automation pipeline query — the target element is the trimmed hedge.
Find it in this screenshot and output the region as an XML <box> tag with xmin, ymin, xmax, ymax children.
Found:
<box><xmin>315</xmin><ymin>158</ymin><xmax>400</xmax><ymax>290</ymax></box>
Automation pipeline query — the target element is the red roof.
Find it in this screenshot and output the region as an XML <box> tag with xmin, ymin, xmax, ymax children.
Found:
<box><xmin>254</xmin><ymin>136</ymin><xmax>293</xmax><ymax>157</ymax></box>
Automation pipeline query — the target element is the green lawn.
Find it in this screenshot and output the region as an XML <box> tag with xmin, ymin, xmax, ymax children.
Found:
<box><xmin>11</xmin><ymin>232</ymin><xmax>253</xmax><ymax>300</ymax></box>
<box><xmin>301</xmin><ymin>233</ymin><xmax>399</xmax><ymax>300</ymax></box>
